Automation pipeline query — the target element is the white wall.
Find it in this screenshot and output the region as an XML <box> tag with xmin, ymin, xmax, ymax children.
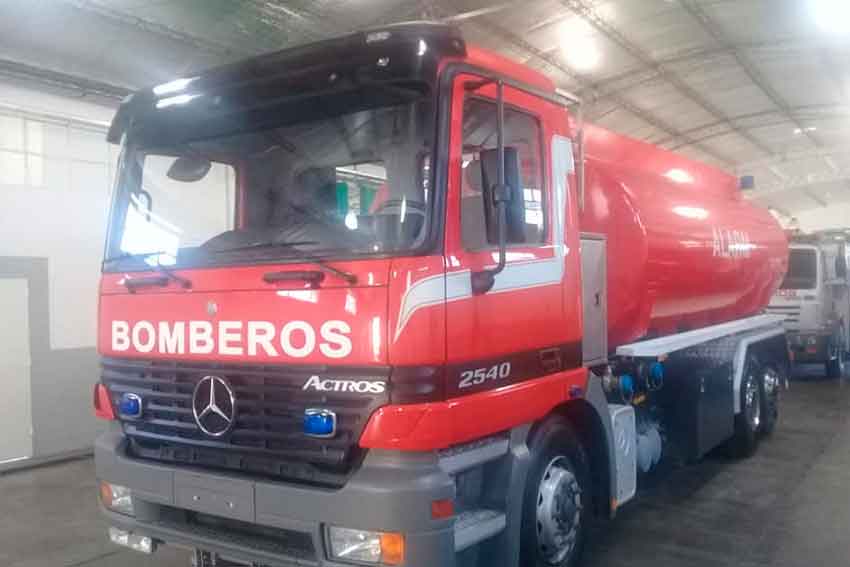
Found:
<box><xmin>0</xmin><ymin>83</ymin><xmax>117</xmax><ymax>463</ymax></box>
<box><xmin>0</xmin><ymin>83</ymin><xmax>117</xmax><ymax>350</ymax></box>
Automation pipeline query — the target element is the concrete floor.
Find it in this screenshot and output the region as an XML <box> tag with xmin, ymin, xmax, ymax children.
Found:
<box><xmin>2</xmin><ymin>365</ymin><xmax>850</xmax><ymax>567</ymax></box>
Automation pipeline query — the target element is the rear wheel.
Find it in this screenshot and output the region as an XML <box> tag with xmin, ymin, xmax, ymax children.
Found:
<box><xmin>520</xmin><ymin>419</ymin><xmax>590</xmax><ymax>567</ymax></box>
<box><xmin>759</xmin><ymin>364</ymin><xmax>780</xmax><ymax>436</ymax></box>
<box><xmin>826</xmin><ymin>335</ymin><xmax>846</xmax><ymax>379</ymax></box>
<box><xmin>730</xmin><ymin>354</ymin><xmax>761</xmax><ymax>458</ymax></box>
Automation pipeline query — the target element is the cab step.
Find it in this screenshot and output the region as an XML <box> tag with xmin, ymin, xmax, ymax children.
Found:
<box><xmin>439</xmin><ymin>436</ymin><xmax>510</xmax><ymax>475</ymax></box>
<box><xmin>454</xmin><ymin>509</ymin><xmax>506</xmax><ymax>552</ymax></box>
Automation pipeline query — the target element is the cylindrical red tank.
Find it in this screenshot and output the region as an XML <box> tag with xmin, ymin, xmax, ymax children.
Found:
<box><xmin>578</xmin><ymin>123</ymin><xmax>788</xmax><ymax>348</ymax></box>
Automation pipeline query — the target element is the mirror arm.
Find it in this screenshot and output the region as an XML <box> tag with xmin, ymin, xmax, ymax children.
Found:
<box><xmin>138</xmin><ymin>188</ymin><xmax>153</xmax><ymax>222</ymax></box>
<box><xmin>472</xmin><ymin>80</ymin><xmax>508</xmax><ymax>295</ymax></box>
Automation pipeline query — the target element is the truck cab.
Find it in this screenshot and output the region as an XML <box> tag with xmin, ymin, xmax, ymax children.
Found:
<box><xmin>94</xmin><ymin>23</ymin><xmax>593</xmax><ymax>567</ymax></box>
<box><xmin>768</xmin><ymin>236</ymin><xmax>850</xmax><ymax>377</ymax></box>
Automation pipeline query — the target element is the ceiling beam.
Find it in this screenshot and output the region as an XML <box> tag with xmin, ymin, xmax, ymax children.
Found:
<box><xmin>667</xmin><ymin>117</ymin><xmax>820</xmax><ymax>150</ymax></box>
<box><xmin>579</xmin><ymin>36</ymin><xmax>831</xmax><ymax>104</ymax></box>
<box><xmin>652</xmin><ymin>103</ymin><xmax>850</xmax><ymax>147</ymax></box>
<box><xmin>422</xmin><ymin>1</ymin><xmax>735</xmax><ymax>165</ymax></box>
<box><xmin>805</xmin><ymin>188</ymin><xmax>828</xmax><ymax>208</ymax></box>
<box><xmin>244</xmin><ymin>0</ymin><xmax>357</xmax><ymax>40</ymax></box>
<box><xmin>746</xmin><ymin>168</ymin><xmax>850</xmax><ymax>198</ymax></box>
<box><xmin>441</xmin><ymin>2</ymin><xmax>521</xmax><ymax>23</ymax></box>
<box><xmin>561</xmin><ymin>0</ymin><xmax>774</xmax><ymax>157</ymax></box>
<box><xmin>678</xmin><ymin>0</ymin><xmax>822</xmax><ymax>150</ymax></box>
<box><xmin>0</xmin><ymin>58</ymin><xmax>129</xmax><ymax>101</ymax></box>
<box><xmin>60</xmin><ymin>0</ymin><xmax>252</xmax><ymax>58</ymax></box>
<box><xmin>737</xmin><ymin>144</ymin><xmax>850</xmax><ymax>170</ymax></box>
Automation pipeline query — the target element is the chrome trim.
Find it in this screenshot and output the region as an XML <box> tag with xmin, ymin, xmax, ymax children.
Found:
<box><xmin>192</xmin><ymin>376</ymin><xmax>237</xmax><ymax>437</ymax></box>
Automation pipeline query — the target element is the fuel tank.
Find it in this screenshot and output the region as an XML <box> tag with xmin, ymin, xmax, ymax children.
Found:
<box><xmin>579</xmin><ymin>123</ymin><xmax>788</xmax><ymax>348</ymax></box>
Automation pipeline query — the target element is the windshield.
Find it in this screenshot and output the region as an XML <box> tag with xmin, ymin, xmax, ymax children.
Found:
<box><xmin>104</xmin><ymin>98</ymin><xmax>433</xmax><ymax>270</ymax></box>
<box><xmin>780</xmin><ymin>248</ymin><xmax>818</xmax><ymax>290</ymax></box>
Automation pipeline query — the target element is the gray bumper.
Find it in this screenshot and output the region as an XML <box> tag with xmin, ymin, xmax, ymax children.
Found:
<box><xmin>787</xmin><ymin>332</ymin><xmax>830</xmax><ymax>363</ymax></box>
<box><xmin>95</xmin><ymin>431</ymin><xmax>456</xmax><ymax>566</ymax></box>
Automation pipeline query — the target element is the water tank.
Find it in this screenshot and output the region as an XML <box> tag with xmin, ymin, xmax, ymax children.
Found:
<box><xmin>579</xmin><ymin>124</ymin><xmax>788</xmax><ymax>348</ymax></box>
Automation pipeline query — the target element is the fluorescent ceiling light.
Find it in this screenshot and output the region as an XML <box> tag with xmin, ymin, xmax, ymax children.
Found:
<box><xmin>560</xmin><ymin>19</ymin><xmax>601</xmax><ymax>72</ymax></box>
<box><xmin>812</xmin><ymin>0</ymin><xmax>850</xmax><ymax>33</ymax></box>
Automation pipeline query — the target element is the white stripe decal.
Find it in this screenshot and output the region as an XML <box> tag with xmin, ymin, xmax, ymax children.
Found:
<box><xmin>393</xmin><ymin>135</ymin><xmax>573</xmax><ymax>341</ymax></box>
<box><xmin>394</xmin><ymin>271</ymin><xmax>470</xmax><ymax>342</ymax></box>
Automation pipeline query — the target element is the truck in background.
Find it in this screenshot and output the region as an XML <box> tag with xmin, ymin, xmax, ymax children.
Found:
<box><xmin>92</xmin><ymin>23</ymin><xmax>790</xmax><ymax>567</ymax></box>
<box><xmin>768</xmin><ymin>230</ymin><xmax>850</xmax><ymax>377</ymax></box>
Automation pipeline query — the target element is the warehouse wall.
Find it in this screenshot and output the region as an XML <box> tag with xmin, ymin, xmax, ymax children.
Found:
<box><xmin>0</xmin><ymin>82</ymin><xmax>117</xmax><ymax>465</ymax></box>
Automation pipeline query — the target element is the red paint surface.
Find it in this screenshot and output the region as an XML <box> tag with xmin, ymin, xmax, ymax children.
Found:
<box><xmin>580</xmin><ymin>123</ymin><xmax>788</xmax><ymax>346</ymax></box>
<box><xmin>360</xmin><ymin>367</ymin><xmax>588</xmax><ymax>450</ymax></box>
<box><xmin>386</xmin><ymin>255</ymin><xmax>447</xmax><ymax>366</ymax></box>
<box><xmin>96</xmin><ymin>41</ymin><xmax>788</xmax><ymax>451</ymax></box>
<box><xmin>98</xmin><ymin>260</ymin><xmax>393</xmax><ymax>365</ymax></box>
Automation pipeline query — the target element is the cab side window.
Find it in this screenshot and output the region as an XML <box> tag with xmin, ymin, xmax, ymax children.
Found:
<box><xmin>461</xmin><ymin>97</ymin><xmax>545</xmax><ymax>250</ymax></box>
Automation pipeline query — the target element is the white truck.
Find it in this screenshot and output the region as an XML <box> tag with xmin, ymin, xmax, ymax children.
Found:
<box><xmin>768</xmin><ymin>231</ymin><xmax>850</xmax><ymax>377</ymax></box>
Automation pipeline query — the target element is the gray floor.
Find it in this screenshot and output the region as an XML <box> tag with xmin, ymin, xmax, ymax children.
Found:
<box><xmin>2</xmin><ymin>365</ymin><xmax>850</xmax><ymax>567</ymax></box>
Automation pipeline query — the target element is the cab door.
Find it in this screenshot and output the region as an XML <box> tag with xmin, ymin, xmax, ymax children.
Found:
<box><xmin>443</xmin><ymin>73</ymin><xmax>579</xmax><ymax>396</ymax></box>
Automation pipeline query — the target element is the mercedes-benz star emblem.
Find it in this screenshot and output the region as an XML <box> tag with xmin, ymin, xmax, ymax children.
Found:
<box><xmin>192</xmin><ymin>375</ymin><xmax>236</xmax><ymax>437</ymax></box>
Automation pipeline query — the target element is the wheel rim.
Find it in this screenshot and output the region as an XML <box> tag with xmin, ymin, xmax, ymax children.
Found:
<box><xmin>744</xmin><ymin>374</ymin><xmax>761</xmax><ymax>431</ymax></box>
<box><xmin>762</xmin><ymin>366</ymin><xmax>780</xmax><ymax>415</ymax></box>
<box><xmin>536</xmin><ymin>456</ymin><xmax>582</xmax><ymax>564</ymax></box>
<box><xmin>762</xmin><ymin>367</ymin><xmax>779</xmax><ymax>397</ymax></box>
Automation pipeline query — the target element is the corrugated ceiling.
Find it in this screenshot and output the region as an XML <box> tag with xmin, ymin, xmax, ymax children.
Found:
<box><xmin>1</xmin><ymin>0</ymin><xmax>848</xmax><ymax>216</ymax></box>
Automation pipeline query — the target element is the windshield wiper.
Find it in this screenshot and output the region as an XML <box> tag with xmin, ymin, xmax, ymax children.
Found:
<box><xmin>210</xmin><ymin>240</ymin><xmax>318</xmax><ymax>253</ymax></box>
<box><xmin>103</xmin><ymin>251</ymin><xmax>192</xmax><ymax>290</ymax></box>
<box><xmin>214</xmin><ymin>240</ymin><xmax>357</xmax><ymax>285</ymax></box>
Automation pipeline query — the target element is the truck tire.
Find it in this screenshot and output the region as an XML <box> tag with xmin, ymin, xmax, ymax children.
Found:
<box><xmin>826</xmin><ymin>344</ymin><xmax>845</xmax><ymax>379</ymax></box>
<box><xmin>729</xmin><ymin>354</ymin><xmax>761</xmax><ymax>458</ymax></box>
<box><xmin>520</xmin><ymin>418</ymin><xmax>590</xmax><ymax>567</ymax></box>
<box><xmin>759</xmin><ymin>364</ymin><xmax>780</xmax><ymax>436</ymax></box>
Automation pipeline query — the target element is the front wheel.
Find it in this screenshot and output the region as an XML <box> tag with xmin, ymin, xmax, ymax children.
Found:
<box><xmin>520</xmin><ymin>419</ymin><xmax>591</xmax><ymax>567</ymax></box>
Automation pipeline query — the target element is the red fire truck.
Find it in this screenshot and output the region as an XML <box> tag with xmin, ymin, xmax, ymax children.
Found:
<box><xmin>93</xmin><ymin>23</ymin><xmax>789</xmax><ymax>567</ymax></box>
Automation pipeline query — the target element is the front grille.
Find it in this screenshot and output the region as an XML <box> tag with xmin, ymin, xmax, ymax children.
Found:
<box><xmin>101</xmin><ymin>357</ymin><xmax>388</xmax><ymax>487</ymax></box>
<box><xmin>766</xmin><ymin>305</ymin><xmax>801</xmax><ymax>325</ymax></box>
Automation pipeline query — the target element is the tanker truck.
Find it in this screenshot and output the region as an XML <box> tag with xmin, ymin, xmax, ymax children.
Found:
<box><xmin>768</xmin><ymin>230</ymin><xmax>850</xmax><ymax>377</ymax></box>
<box><xmin>93</xmin><ymin>23</ymin><xmax>789</xmax><ymax>567</ymax></box>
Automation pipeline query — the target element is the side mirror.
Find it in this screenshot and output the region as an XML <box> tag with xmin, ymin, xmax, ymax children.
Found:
<box><xmin>479</xmin><ymin>146</ymin><xmax>525</xmax><ymax>245</ymax></box>
<box><xmin>167</xmin><ymin>156</ymin><xmax>211</xmax><ymax>182</ymax></box>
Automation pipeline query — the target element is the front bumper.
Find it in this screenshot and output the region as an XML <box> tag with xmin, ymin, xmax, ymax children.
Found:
<box><xmin>787</xmin><ymin>332</ymin><xmax>830</xmax><ymax>363</ymax></box>
<box><xmin>95</xmin><ymin>431</ymin><xmax>455</xmax><ymax>566</ymax></box>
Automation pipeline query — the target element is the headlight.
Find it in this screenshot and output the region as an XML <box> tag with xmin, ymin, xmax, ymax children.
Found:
<box><xmin>326</xmin><ymin>526</ymin><xmax>404</xmax><ymax>565</ymax></box>
<box><xmin>108</xmin><ymin>527</ymin><xmax>153</xmax><ymax>554</ymax></box>
<box><xmin>99</xmin><ymin>481</ymin><xmax>134</xmax><ymax>516</ymax></box>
